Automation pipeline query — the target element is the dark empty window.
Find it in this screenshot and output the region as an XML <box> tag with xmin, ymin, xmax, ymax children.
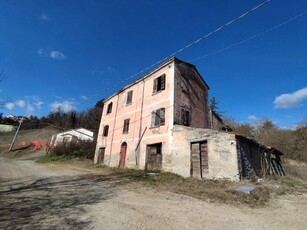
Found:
<box><xmin>151</xmin><ymin>108</ymin><xmax>165</xmax><ymax>127</ymax></box>
<box><xmin>181</xmin><ymin>76</ymin><xmax>190</xmax><ymax>93</ymax></box>
<box><xmin>103</xmin><ymin>125</ymin><xmax>109</xmax><ymax>137</ymax></box>
<box><xmin>153</xmin><ymin>74</ymin><xmax>166</xmax><ymax>93</ymax></box>
<box><xmin>106</xmin><ymin>102</ymin><xmax>113</xmax><ymax>114</ymax></box>
<box><xmin>123</xmin><ymin>119</ymin><xmax>130</xmax><ymax>133</ymax></box>
<box><xmin>126</xmin><ymin>90</ymin><xmax>133</xmax><ymax>105</ymax></box>
<box><xmin>181</xmin><ymin>108</ymin><xmax>190</xmax><ymax>126</ymax></box>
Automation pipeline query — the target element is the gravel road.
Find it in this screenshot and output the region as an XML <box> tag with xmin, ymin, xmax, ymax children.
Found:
<box><xmin>1</xmin><ymin>156</ymin><xmax>307</xmax><ymax>230</ymax></box>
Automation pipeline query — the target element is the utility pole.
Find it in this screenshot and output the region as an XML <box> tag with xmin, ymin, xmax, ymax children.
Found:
<box><xmin>9</xmin><ymin>117</ymin><xmax>24</xmax><ymax>152</ymax></box>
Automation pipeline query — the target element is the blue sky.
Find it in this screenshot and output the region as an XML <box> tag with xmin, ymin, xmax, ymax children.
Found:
<box><xmin>0</xmin><ymin>0</ymin><xmax>306</xmax><ymax>128</ymax></box>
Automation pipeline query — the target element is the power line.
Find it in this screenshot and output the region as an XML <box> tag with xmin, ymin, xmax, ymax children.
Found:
<box><xmin>80</xmin><ymin>0</ymin><xmax>272</xmax><ymax>104</ymax></box>
<box><xmin>191</xmin><ymin>11</ymin><xmax>307</xmax><ymax>62</ymax></box>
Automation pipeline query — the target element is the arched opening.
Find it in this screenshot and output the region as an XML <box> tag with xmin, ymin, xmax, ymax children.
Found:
<box><xmin>119</xmin><ymin>142</ymin><xmax>127</xmax><ymax>168</ymax></box>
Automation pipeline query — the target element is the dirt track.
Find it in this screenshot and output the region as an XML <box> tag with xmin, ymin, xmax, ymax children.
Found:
<box><xmin>1</xmin><ymin>156</ymin><xmax>307</xmax><ymax>230</ymax></box>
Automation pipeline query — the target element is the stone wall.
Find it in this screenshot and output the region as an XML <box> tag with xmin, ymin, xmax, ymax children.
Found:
<box><xmin>170</xmin><ymin>125</ymin><xmax>239</xmax><ymax>180</ymax></box>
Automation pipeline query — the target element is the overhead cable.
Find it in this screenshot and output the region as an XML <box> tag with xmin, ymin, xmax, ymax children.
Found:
<box><xmin>191</xmin><ymin>11</ymin><xmax>307</xmax><ymax>61</ymax></box>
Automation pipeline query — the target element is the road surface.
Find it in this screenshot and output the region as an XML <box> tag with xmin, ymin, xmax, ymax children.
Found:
<box><xmin>1</xmin><ymin>156</ymin><xmax>307</xmax><ymax>229</ymax></box>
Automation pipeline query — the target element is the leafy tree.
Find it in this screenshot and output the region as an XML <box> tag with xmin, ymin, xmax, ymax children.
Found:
<box><xmin>209</xmin><ymin>96</ymin><xmax>223</xmax><ymax>116</ymax></box>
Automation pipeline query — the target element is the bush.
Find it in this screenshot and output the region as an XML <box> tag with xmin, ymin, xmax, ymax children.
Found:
<box><xmin>49</xmin><ymin>140</ymin><xmax>96</xmax><ymax>159</ymax></box>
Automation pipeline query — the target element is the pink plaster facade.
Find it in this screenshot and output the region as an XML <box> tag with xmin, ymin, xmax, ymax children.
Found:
<box><xmin>95</xmin><ymin>57</ymin><xmax>227</xmax><ymax>178</ymax></box>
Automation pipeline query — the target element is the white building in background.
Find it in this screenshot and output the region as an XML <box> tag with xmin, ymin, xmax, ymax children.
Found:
<box><xmin>0</xmin><ymin>124</ymin><xmax>15</xmax><ymax>132</ymax></box>
<box><xmin>50</xmin><ymin>128</ymin><xmax>94</xmax><ymax>146</ymax></box>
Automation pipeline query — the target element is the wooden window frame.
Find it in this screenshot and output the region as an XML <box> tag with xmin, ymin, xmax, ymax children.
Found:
<box><xmin>126</xmin><ymin>90</ymin><xmax>133</xmax><ymax>105</ymax></box>
<box><xmin>153</xmin><ymin>74</ymin><xmax>166</xmax><ymax>94</ymax></box>
<box><xmin>181</xmin><ymin>108</ymin><xmax>190</xmax><ymax>126</ymax></box>
<box><xmin>106</xmin><ymin>102</ymin><xmax>113</xmax><ymax>114</ymax></box>
<box><xmin>181</xmin><ymin>76</ymin><xmax>190</xmax><ymax>93</ymax></box>
<box><xmin>103</xmin><ymin>125</ymin><xmax>109</xmax><ymax>137</ymax></box>
<box><xmin>123</xmin><ymin>119</ymin><xmax>130</xmax><ymax>134</ymax></box>
<box><xmin>151</xmin><ymin>108</ymin><xmax>165</xmax><ymax>127</ymax></box>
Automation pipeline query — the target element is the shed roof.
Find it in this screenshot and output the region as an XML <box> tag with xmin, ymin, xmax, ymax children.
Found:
<box><xmin>235</xmin><ymin>134</ymin><xmax>284</xmax><ymax>156</ymax></box>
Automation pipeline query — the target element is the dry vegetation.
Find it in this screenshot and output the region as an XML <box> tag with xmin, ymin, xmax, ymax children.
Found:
<box><xmin>1</xmin><ymin>125</ymin><xmax>307</xmax><ymax>208</ymax></box>
<box><xmin>36</xmin><ymin>156</ymin><xmax>307</xmax><ymax>208</ymax></box>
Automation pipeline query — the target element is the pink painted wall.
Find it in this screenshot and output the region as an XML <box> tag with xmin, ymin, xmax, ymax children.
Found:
<box><xmin>95</xmin><ymin>60</ymin><xmax>175</xmax><ymax>169</ymax></box>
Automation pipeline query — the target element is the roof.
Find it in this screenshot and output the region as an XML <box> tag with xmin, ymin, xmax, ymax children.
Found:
<box><xmin>56</xmin><ymin>128</ymin><xmax>94</xmax><ymax>138</ymax></box>
<box><xmin>103</xmin><ymin>57</ymin><xmax>210</xmax><ymax>102</ymax></box>
<box><xmin>235</xmin><ymin>134</ymin><xmax>284</xmax><ymax>156</ymax></box>
<box><xmin>211</xmin><ymin>110</ymin><xmax>223</xmax><ymax>122</ymax></box>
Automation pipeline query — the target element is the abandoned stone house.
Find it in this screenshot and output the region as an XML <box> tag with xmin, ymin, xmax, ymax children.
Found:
<box><xmin>94</xmin><ymin>57</ymin><xmax>284</xmax><ymax>180</ymax></box>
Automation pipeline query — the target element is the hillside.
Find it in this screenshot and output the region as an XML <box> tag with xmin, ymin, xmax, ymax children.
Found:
<box><xmin>0</xmin><ymin>127</ymin><xmax>60</xmax><ymax>154</ymax></box>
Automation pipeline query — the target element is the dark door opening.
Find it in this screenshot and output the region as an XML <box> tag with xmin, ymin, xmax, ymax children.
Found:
<box><xmin>97</xmin><ymin>148</ymin><xmax>105</xmax><ymax>164</ymax></box>
<box><xmin>146</xmin><ymin>143</ymin><xmax>162</xmax><ymax>171</ymax></box>
<box><xmin>119</xmin><ymin>142</ymin><xmax>127</xmax><ymax>168</ymax></box>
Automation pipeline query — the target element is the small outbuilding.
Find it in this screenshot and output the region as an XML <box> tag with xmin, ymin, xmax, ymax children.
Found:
<box><xmin>50</xmin><ymin>128</ymin><xmax>94</xmax><ymax>146</ymax></box>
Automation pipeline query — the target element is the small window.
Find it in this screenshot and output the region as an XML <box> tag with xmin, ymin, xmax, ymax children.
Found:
<box><xmin>126</xmin><ymin>90</ymin><xmax>133</xmax><ymax>105</ymax></box>
<box><xmin>106</xmin><ymin>102</ymin><xmax>113</xmax><ymax>114</ymax></box>
<box><xmin>103</xmin><ymin>125</ymin><xmax>109</xmax><ymax>137</ymax></box>
<box><xmin>181</xmin><ymin>76</ymin><xmax>190</xmax><ymax>93</ymax></box>
<box><xmin>151</xmin><ymin>108</ymin><xmax>165</xmax><ymax>127</ymax></box>
<box><xmin>153</xmin><ymin>74</ymin><xmax>166</xmax><ymax>93</ymax></box>
<box><xmin>123</xmin><ymin>119</ymin><xmax>130</xmax><ymax>133</ymax></box>
<box><xmin>181</xmin><ymin>108</ymin><xmax>190</xmax><ymax>126</ymax></box>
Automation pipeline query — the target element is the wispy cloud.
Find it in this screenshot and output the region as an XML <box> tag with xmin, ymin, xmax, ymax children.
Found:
<box><xmin>274</xmin><ymin>87</ymin><xmax>307</xmax><ymax>109</ymax></box>
<box><xmin>26</xmin><ymin>103</ymin><xmax>34</xmax><ymax>113</ymax></box>
<box><xmin>16</xmin><ymin>100</ymin><xmax>26</xmax><ymax>108</ymax></box>
<box><xmin>34</xmin><ymin>101</ymin><xmax>44</xmax><ymax>109</ymax></box>
<box><xmin>80</xmin><ymin>95</ymin><xmax>89</xmax><ymax>101</ymax></box>
<box><xmin>38</xmin><ymin>48</ymin><xmax>45</xmax><ymax>56</ymax></box>
<box><xmin>3</xmin><ymin>96</ymin><xmax>44</xmax><ymax>115</ymax></box>
<box><xmin>50</xmin><ymin>100</ymin><xmax>76</xmax><ymax>113</ymax></box>
<box><xmin>50</xmin><ymin>51</ymin><xmax>66</xmax><ymax>60</ymax></box>
<box><xmin>40</xmin><ymin>12</ymin><xmax>50</xmax><ymax>21</ymax></box>
<box><xmin>107</xmin><ymin>66</ymin><xmax>117</xmax><ymax>73</ymax></box>
<box><xmin>38</xmin><ymin>48</ymin><xmax>67</xmax><ymax>60</ymax></box>
<box><xmin>247</xmin><ymin>115</ymin><xmax>257</xmax><ymax>121</ymax></box>
<box><xmin>4</xmin><ymin>102</ymin><xmax>15</xmax><ymax>110</ymax></box>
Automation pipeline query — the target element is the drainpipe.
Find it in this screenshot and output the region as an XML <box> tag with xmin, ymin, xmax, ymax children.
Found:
<box><xmin>135</xmin><ymin>79</ymin><xmax>146</xmax><ymax>165</ymax></box>
<box><xmin>109</xmin><ymin>94</ymin><xmax>119</xmax><ymax>165</ymax></box>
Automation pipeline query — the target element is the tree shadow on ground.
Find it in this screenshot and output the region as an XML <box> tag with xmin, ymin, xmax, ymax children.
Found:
<box><xmin>0</xmin><ymin>174</ymin><xmax>130</xmax><ymax>229</ymax></box>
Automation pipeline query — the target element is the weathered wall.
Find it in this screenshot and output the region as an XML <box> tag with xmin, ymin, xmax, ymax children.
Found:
<box><xmin>94</xmin><ymin>60</ymin><xmax>175</xmax><ymax>170</ymax></box>
<box><xmin>174</xmin><ymin>61</ymin><xmax>210</xmax><ymax>129</ymax></box>
<box><xmin>236</xmin><ymin>136</ymin><xmax>263</xmax><ymax>179</ymax></box>
<box><xmin>170</xmin><ymin>125</ymin><xmax>239</xmax><ymax>180</ymax></box>
<box><xmin>210</xmin><ymin>111</ymin><xmax>224</xmax><ymax>131</ymax></box>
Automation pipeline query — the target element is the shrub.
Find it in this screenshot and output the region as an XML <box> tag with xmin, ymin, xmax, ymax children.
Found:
<box><xmin>49</xmin><ymin>140</ymin><xmax>96</xmax><ymax>159</ymax></box>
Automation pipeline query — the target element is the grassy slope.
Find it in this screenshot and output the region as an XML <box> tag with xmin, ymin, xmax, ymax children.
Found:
<box><xmin>0</xmin><ymin>128</ymin><xmax>59</xmax><ymax>144</ymax></box>
<box><xmin>0</xmin><ymin>127</ymin><xmax>59</xmax><ymax>156</ymax></box>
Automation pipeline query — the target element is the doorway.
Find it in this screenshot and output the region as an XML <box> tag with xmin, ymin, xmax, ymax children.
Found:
<box><xmin>191</xmin><ymin>141</ymin><xmax>208</xmax><ymax>178</ymax></box>
<box><xmin>97</xmin><ymin>148</ymin><xmax>105</xmax><ymax>164</ymax></box>
<box><xmin>146</xmin><ymin>143</ymin><xmax>162</xmax><ymax>171</ymax></box>
<box><xmin>119</xmin><ymin>142</ymin><xmax>127</xmax><ymax>168</ymax></box>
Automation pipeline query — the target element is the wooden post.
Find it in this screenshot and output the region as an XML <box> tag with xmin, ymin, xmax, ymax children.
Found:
<box><xmin>9</xmin><ymin>117</ymin><xmax>23</xmax><ymax>152</ymax></box>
